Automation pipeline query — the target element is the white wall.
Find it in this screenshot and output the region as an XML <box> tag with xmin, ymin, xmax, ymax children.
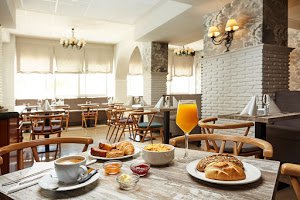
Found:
<box><xmin>2</xmin><ymin>34</ymin><xmax>16</xmax><ymax>110</ymax></box>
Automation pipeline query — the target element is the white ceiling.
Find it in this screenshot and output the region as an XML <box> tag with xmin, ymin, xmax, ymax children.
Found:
<box><xmin>2</xmin><ymin>0</ymin><xmax>300</xmax><ymax>45</ymax></box>
<box><xmin>20</xmin><ymin>0</ymin><xmax>162</xmax><ymax>25</ymax></box>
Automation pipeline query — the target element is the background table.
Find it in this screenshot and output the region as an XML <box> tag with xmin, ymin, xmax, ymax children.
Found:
<box><xmin>0</xmin><ymin>144</ymin><xmax>280</xmax><ymax>200</ymax></box>
<box><xmin>218</xmin><ymin>112</ymin><xmax>300</xmax><ymax>140</ymax></box>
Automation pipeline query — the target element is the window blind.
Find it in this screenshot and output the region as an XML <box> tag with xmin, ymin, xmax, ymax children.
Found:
<box><xmin>128</xmin><ymin>47</ymin><xmax>143</xmax><ymax>75</ymax></box>
<box><xmin>54</xmin><ymin>46</ymin><xmax>84</xmax><ymax>73</ymax></box>
<box><xmin>172</xmin><ymin>54</ymin><xmax>194</xmax><ymax>77</ymax></box>
<box><xmin>85</xmin><ymin>44</ymin><xmax>114</xmax><ymax>73</ymax></box>
<box><xmin>16</xmin><ymin>37</ymin><xmax>54</xmax><ymax>73</ymax></box>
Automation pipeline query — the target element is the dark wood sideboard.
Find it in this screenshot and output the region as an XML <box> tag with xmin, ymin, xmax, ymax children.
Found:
<box><xmin>0</xmin><ymin>112</ymin><xmax>20</xmax><ymax>174</ymax></box>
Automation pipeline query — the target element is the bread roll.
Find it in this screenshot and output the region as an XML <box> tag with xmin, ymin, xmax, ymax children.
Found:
<box><xmin>197</xmin><ymin>154</ymin><xmax>244</xmax><ymax>172</ymax></box>
<box><xmin>116</xmin><ymin>141</ymin><xmax>135</xmax><ymax>155</ymax></box>
<box><xmin>204</xmin><ymin>161</ymin><xmax>246</xmax><ymax>181</ymax></box>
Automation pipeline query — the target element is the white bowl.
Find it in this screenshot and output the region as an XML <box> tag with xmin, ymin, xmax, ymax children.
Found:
<box><xmin>142</xmin><ymin>144</ymin><xmax>175</xmax><ymax>165</ymax></box>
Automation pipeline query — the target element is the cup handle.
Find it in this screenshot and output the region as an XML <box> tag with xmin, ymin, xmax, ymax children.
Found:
<box><xmin>77</xmin><ymin>165</ymin><xmax>88</xmax><ymax>181</ymax></box>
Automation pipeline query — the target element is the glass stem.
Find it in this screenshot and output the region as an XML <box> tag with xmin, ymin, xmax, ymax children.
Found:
<box><xmin>184</xmin><ymin>132</ymin><xmax>189</xmax><ymax>158</ymax></box>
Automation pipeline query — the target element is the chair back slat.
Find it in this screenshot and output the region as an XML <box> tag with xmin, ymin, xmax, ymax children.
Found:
<box><xmin>170</xmin><ymin>133</ymin><xmax>273</xmax><ymax>159</ymax></box>
<box><xmin>0</xmin><ymin>137</ymin><xmax>93</xmax><ymax>173</ymax></box>
<box><xmin>281</xmin><ymin>163</ymin><xmax>300</xmax><ymax>200</ymax></box>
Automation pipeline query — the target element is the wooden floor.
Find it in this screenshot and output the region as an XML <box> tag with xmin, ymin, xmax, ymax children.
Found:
<box><xmin>15</xmin><ymin>125</ymin><xmax>298</xmax><ymax>199</ymax></box>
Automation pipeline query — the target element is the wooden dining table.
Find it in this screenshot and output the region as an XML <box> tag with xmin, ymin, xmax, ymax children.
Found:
<box><xmin>0</xmin><ymin>143</ymin><xmax>280</xmax><ymax>200</ymax></box>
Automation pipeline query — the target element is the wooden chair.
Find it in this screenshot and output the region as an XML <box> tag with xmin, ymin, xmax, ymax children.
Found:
<box><xmin>170</xmin><ymin>133</ymin><xmax>273</xmax><ymax>159</ymax></box>
<box><xmin>29</xmin><ymin>114</ymin><xmax>63</xmax><ymax>140</ymax></box>
<box><xmin>81</xmin><ymin>105</ymin><xmax>99</xmax><ymax>128</ymax></box>
<box><xmin>105</xmin><ymin>108</ymin><xmax>115</xmax><ymax>139</ymax></box>
<box><xmin>107</xmin><ymin>109</ymin><xmax>133</xmax><ymax>142</ymax></box>
<box><xmin>0</xmin><ymin>137</ymin><xmax>93</xmax><ymax>173</ymax></box>
<box><xmin>281</xmin><ymin>163</ymin><xmax>300</xmax><ymax>199</ymax></box>
<box><xmin>198</xmin><ymin>117</ymin><xmax>261</xmax><ymax>157</ymax></box>
<box><xmin>130</xmin><ymin>111</ymin><xmax>163</xmax><ymax>143</ymax></box>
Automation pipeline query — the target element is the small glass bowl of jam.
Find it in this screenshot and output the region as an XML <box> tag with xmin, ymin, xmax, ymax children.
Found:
<box><xmin>103</xmin><ymin>160</ymin><xmax>122</xmax><ymax>175</ymax></box>
<box><xmin>116</xmin><ymin>173</ymin><xmax>140</xmax><ymax>190</ymax></box>
<box><xmin>130</xmin><ymin>162</ymin><xmax>150</xmax><ymax>177</ymax></box>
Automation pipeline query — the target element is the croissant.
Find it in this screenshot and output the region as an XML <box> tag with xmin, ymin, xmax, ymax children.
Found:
<box><xmin>116</xmin><ymin>141</ymin><xmax>135</xmax><ymax>155</ymax></box>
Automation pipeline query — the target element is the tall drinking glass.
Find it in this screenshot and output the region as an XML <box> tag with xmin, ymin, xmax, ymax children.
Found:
<box><xmin>176</xmin><ymin>100</ymin><xmax>198</xmax><ymax>161</ymax></box>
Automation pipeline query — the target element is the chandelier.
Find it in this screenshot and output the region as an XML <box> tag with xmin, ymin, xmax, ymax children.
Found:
<box><xmin>60</xmin><ymin>28</ymin><xmax>86</xmax><ymax>50</ymax></box>
<box><xmin>173</xmin><ymin>46</ymin><xmax>195</xmax><ymax>56</ymax></box>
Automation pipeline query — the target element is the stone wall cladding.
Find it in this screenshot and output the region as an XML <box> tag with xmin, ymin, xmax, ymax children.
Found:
<box><xmin>288</xmin><ymin>28</ymin><xmax>300</xmax><ymax>91</ymax></box>
<box><xmin>203</xmin><ymin>0</ymin><xmax>263</xmax><ymax>56</ymax></box>
<box><xmin>151</xmin><ymin>42</ymin><xmax>168</xmax><ymax>73</ymax></box>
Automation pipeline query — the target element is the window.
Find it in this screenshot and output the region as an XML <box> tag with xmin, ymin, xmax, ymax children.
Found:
<box><xmin>127</xmin><ymin>75</ymin><xmax>143</xmax><ymax>96</ymax></box>
<box><xmin>15</xmin><ymin>74</ymin><xmax>54</xmax><ymax>99</ymax></box>
<box><xmin>168</xmin><ymin>76</ymin><xmax>195</xmax><ymax>94</ymax></box>
<box><xmin>55</xmin><ymin>74</ymin><xmax>79</xmax><ymax>98</ymax></box>
<box><xmin>80</xmin><ymin>74</ymin><xmax>108</xmax><ymax>97</ymax></box>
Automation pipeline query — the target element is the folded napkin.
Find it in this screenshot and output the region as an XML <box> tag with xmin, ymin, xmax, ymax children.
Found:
<box><xmin>154</xmin><ymin>97</ymin><xmax>164</xmax><ymax>109</ymax></box>
<box><xmin>240</xmin><ymin>96</ymin><xmax>257</xmax><ymax>116</ymax></box>
<box><xmin>7</xmin><ymin>162</ymin><xmax>54</xmax><ymax>194</ymax></box>
<box><xmin>268</xmin><ymin>99</ymin><xmax>281</xmax><ymax>115</ymax></box>
<box><xmin>172</xmin><ymin>97</ymin><xmax>178</xmax><ymax>108</ymax></box>
<box><xmin>125</xmin><ymin>97</ymin><xmax>133</xmax><ymax>107</ymax></box>
<box><xmin>42</xmin><ymin>99</ymin><xmax>52</xmax><ymax>111</ymax></box>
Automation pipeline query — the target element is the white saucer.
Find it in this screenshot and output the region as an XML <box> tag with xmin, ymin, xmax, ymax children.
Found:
<box><xmin>39</xmin><ymin>171</ymin><xmax>100</xmax><ymax>191</ymax></box>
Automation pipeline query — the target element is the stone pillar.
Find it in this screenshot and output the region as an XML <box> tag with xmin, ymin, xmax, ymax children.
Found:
<box><xmin>141</xmin><ymin>42</ymin><xmax>168</xmax><ymax>105</ymax></box>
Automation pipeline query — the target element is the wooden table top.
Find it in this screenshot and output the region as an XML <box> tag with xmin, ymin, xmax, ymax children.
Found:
<box><xmin>21</xmin><ymin>109</ymin><xmax>65</xmax><ymax>115</ymax></box>
<box><xmin>218</xmin><ymin>112</ymin><xmax>300</xmax><ymax>124</ymax></box>
<box><xmin>0</xmin><ymin>144</ymin><xmax>280</xmax><ymax>200</ymax></box>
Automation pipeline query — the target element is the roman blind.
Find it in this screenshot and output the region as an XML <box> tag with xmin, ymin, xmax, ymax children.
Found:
<box><xmin>16</xmin><ymin>37</ymin><xmax>54</xmax><ymax>73</ymax></box>
<box><xmin>128</xmin><ymin>47</ymin><xmax>143</xmax><ymax>75</ymax></box>
<box><xmin>85</xmin><ymin>43</ymin><xmax>114</xmax><ymax>73</ymax></box>
<box><xmin>172</xmin><ymin>54</ymin><xmax>194</xmax><ymax>77</ymax></box>
<box><xmin>54</xmin><ymin>46</ymin><xmax>84</xmax><ymax>73</ymax></box>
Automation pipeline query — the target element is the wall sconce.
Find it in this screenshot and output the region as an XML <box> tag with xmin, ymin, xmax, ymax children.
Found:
<box><xmin>208</xmin><ymin>19</ymin><xmax>239</xmax><ymax>52</ymax></box>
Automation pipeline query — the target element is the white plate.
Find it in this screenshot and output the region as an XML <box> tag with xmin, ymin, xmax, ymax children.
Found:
<box><xmin>88</xmin><ymin>147</ymin><xmax>140</xmax><ymax>160</ymax></box>
<box><xmin>39</xmin><ymin>171</ymin><xmax>100</xmax><ymax>191</ymax></box>
<box><xmin>186</xmin><ymin>159</ymin><xmax>261</xmax><ymax>185</ymax></box>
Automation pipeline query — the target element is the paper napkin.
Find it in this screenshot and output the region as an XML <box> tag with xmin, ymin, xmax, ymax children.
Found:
<box><xmin>240</xmin><ymin>96</ymin><xmax>257</xmax><ymax>116</ymax></box>
<box><xmin>172</xmin><ymin>97</ymin><xmax>178</xmax><ymax>107</ymax></box>
<box><xmin>154</xmin><ymin>97</ymin><xmax>164</xmax><ymax>109</ymax></box>
<box><xmin>269</xmin><ymin>99</ymin><xmax>281</xmax><ymax>114</ymax></box>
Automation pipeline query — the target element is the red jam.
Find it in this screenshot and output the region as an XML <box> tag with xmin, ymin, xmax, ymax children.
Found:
<box><xmin>130</xmin><ymin>163</ymin><xmax>150</xmax><ymax>176</ymax></box>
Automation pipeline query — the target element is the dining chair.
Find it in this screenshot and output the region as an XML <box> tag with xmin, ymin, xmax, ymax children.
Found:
<box><xmin>81</xmin><ymin>105</ymin><xmax>99</xmax><ymax>128</ymax></box>
<box><xmin>170</xmin><ymin>133</ymin><xmax>273</xmax><ymax>159</ymax></box>
<box><xmin>105</xmin><ymin>108</ymin><xmax>115</xmax><ymax>139</ymax></box>
<box><xmin>198</xmin><ymin>117</ymin><xmax>261</xmax><ymax>157</ymax></box>
<box><xmin>281</xmin><ymin>163</ymin><xmax>300</xmax><ymax>200</ymax></box>
<box><xmin>130</xmin><ymin>111</ymin><xmax>163</xmax><ymax>143</ymax></box>
<box><xmin>0</xmin><ymin>137</ymin><xmax>93</xmax><ymax>173</ymax></box>
<box><xmin>51</xmin><ymin>105</ymin><xmax>70</xmax><ymax>131</ymax></box>
<box><xmin>29</xmin><ymin>114</ymin><xmax>63</xmax><ymax>140</ymax></box>
<box><xmin>107</xmin><ymin>109</ymin><xmax>133</xmax><ymax>142</ymax></box>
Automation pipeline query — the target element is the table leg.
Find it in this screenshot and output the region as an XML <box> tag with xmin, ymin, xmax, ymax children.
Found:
<box><xmin>163</xmin><ymin>111</ymin><xmax>170</xmax><ymax>144</ymax></box>
<box><xmin>255</xmin><ymin>122</ymin><xmax>266</xmax><ymax>140</ymax></box>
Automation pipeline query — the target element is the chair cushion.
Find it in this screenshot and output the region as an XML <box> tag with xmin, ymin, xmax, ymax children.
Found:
<box><xmin>138</xmin><ymin>122</ymin><xmax>163</xmax><ymax>128</ymax></box>
<box><xmin>33</xmin><ymin>125</ymin><xmax>61</xmax><ymax>133</ymax></box>
<box><xmin>208</xmin><ymin>140</ymin><xmax>260</xmax><ymax>153</ymax></box>
<box><xmin>119</xmin><ymin>118</ymin><xmax>133</xmax><ymax>123</ymax></box>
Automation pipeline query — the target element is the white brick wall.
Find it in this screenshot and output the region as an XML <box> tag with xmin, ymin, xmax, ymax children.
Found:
<box><xmin>143</xmin><ymin>72</ymin><xmax>167</xmax><ymax>105</ymax></box>
<box><xmin>2</xmin><ymin>35</ymin><xmax>16</xmax><ymax>110</ymax></box>
<box><xmin>200</xmin><ymin>44</ymin><xmax>290</xmax><ymax>136</ymax></box>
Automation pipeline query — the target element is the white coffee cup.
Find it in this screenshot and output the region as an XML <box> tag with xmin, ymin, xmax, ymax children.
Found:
<box><xmin>54</xmin><ymin>155</ymin><xmax>88</xmax><ymax>184</ymax></box>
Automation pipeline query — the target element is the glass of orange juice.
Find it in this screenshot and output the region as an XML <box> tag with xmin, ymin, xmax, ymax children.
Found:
<box><xmin>176</xmin><ymin>100</ymin><xmax>198</xmax><ymax>161</ymax></box>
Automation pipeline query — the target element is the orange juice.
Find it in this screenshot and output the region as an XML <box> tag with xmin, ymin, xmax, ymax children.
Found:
<box><xmin>176</xmin><ymin>103</ymin><xmax>198</xmax><ymax>133</ymax></box>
